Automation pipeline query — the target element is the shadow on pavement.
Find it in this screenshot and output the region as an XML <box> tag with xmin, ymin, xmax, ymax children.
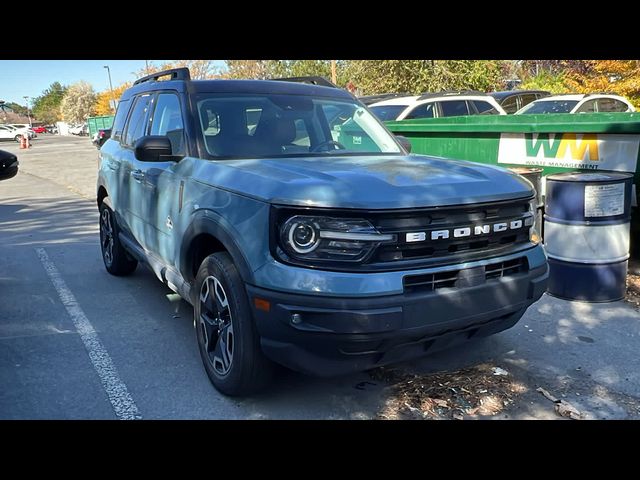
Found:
<box><xmin>0</xmin><ymin>196</ymin><xmax>98</xmax><ymax>246</ymax></box>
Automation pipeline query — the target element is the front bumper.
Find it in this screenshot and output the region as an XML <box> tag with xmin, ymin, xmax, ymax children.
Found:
<box><xmin>248</xmin><ymin>255</ymin><xmax>548</xmax><ymax>376</ymax></box>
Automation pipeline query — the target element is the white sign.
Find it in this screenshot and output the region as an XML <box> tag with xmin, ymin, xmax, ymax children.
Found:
<box><xmin>584</xmin><ymin>183</ymin><xmax>625</xmax><ymax>217</ymax></box>
<box><xmin>497</xmin><ymin>133</ymin><xmax>640</xmax><ymax>172</ymax></box>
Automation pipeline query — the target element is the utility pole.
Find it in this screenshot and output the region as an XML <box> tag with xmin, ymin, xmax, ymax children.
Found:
<box><xmin>145</xmin><ymin>60</ymin><xmax>150</xmax><ymax>74</ymax></box>
<box><xmin>331</xmin><ymin>60</ymin><xmax>337</xmax><ymax>84</ymax></box>
<box><xmin>103</xmin><ymin>65</ymin><xmax>116</xmax><ymax>113</ymax></box>
<box><xmin>23</xmin><ymin>96</ymin><xmax>32</xmax><ymax>127</ymax></box>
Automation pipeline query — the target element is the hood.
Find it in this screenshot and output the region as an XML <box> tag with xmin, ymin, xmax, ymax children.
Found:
<box><xmin>194</xmin><ymin>155</ymin><xmax>534</xmax><ymax>209</ymax></box>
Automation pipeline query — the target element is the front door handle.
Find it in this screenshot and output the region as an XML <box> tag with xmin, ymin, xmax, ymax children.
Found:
<box><xmin>131</xmin><ymin>169</ymin><xmax>145</xmax><ymax>182</ymax></box>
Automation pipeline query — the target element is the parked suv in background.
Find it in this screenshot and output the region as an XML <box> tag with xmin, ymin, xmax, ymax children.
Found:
<box><xmin>368</xmin><ymin>91</ymin><xmax>507</xmax><ymax>121</ymax></box>
<box><xmin>92</xmin><ymin>128</ymin><xmax>111</xmax><ymax>149</ymax></box>
<box><xmin>0</xmin><ymin>125</ymin><xmax>33</xmax><ymax>142</ymax></box>
<box><xmin>515</xmin><ymin>93</ymin><xmax>635</xmax><ymax>114</ymax></box>
<box><xmin>97</xmin><ymin>68</ymin><xmax>548</xmax><ymax>395</ymax></box>
<box><xmin>488</xmin><ymin>90</ymin><xmax>549</xmax><ymax>114</ymax></box>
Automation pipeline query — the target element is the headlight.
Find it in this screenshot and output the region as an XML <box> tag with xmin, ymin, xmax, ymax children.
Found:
<box><xmin>279</xmin><ymin>215</ymin><xmax>395</xmax><ymax>263</ymax></box>
<box><xmin>528</xmin><ymin>199</ymin><xmax>541</xmax><ymax>244</ymax></box>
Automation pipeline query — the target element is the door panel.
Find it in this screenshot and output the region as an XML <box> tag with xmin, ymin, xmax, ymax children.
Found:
<box><xmin>121</xmin><ymin>93</ymin><xmax>154</xmax><ymax>249</ymax></box>
<box><xmin>138</xmin><ymin>92</ymin><xmax>187</xmax><ymax>263</ymax></box>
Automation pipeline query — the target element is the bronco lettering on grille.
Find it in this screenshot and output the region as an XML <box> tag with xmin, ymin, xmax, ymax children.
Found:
<box><xmin>406</xmin><ymin>217</ymin><xmax>532</xmax><ymax>243</ymax></box>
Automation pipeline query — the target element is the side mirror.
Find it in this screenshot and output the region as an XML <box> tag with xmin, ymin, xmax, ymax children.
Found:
<box><xmin>0</xmin><ymin>149</ymin><xmax>19</xmax><ymax>181</ymax></box>
<box><xmin>134</xmin><ymin>136</ymin><xmax>176</xmax><ymax>162</ymax></box>
<box><xmin>395</xmin><ymin>135</ymin><xmax>412</xmax><ymax>153</ymax></box>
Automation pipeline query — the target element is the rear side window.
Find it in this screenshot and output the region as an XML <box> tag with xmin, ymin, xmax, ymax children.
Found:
<box><xmin>438</xmin><ymin>100</ymin><xmax>470</xmax><ymax>117</ymax></box>
<box><xmin>111</xmin><ymin>98</ymin><xmax>131</xmax><ymax>142</ymax></box>
<box><xmin>575</xmin><ymin>99</ymin><xmax>596</xmax><ymax>113</ymax></box>
<box><xmin>597</xmin><ymin>98</ymin><xmax>629</xmax><ymax>112</ymax></box>
<box><xmin>471</xmin><ymin>100</ymin><xmax>499</xmax><ymax>115</ymax></box>
<box><xmin>518</xmin><ymin>94</ymin><xmax>538</xmax><ymax>110</ymax></box>
<box><xmin>124</xmin><ymin>94</ymin><xmax>152</xmax><ymax>147</ymax></box>
<box><xmin>150</xmin><ymin>93</ymin><xmax>185</xmax><ymax>155</ymax></box>
<box><xmin>405</xmin><ymin>103</ymin><xmax>435</xmax><ymax>119</ymax></box>
<box><xmin>500</xmin><ymin>96</ymin><xmax>518</xmax><ymax>114</ymax></box>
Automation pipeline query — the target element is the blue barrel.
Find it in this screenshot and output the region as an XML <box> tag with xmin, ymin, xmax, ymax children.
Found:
<box><xmin>545</xmin><ymin>172</ymin><xmax>634</xmax><ymax>302</ymax></box>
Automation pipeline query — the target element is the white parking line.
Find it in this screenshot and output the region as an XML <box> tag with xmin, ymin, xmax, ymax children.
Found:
<box><xmin>35</xmin><ymin>247</ymin><xmax>142</xmax><ymax>420</ymax></box>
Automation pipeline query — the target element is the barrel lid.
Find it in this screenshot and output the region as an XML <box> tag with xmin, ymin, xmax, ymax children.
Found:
<box><xmin>508</xmin><ymin>167</ymin><xmax>543</xmax><ymax>175</ymax></box>
<box><xmin>547</xmin><ymin>171</ymin><xmax>634</xmax><ymax>183</ymax></box>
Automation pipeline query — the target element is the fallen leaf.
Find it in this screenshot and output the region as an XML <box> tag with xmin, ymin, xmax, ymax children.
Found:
<box><xmin>555</xmin><ymin>400</ymin><xmax>582</xmax><ymax>420</ymax></box>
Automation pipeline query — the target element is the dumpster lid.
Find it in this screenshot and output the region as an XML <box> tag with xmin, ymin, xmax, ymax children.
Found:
<box><xmin>547</xmin><ymin>171</ymin><xmax>634</xmax><ymax>183</ymax></box>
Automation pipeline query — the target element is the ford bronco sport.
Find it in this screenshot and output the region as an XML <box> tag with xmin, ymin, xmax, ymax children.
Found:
<box><xmin>97</xmin><ymin>68</ymin><xmax>548</xmax><ymax>396</ymax></box>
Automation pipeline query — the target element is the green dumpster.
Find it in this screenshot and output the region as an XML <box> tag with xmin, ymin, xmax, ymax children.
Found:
<box><xmin>87</xmin><ymin>115</ymin><xmax>115</xmax><ymax>139</ymax></box>
<box><xmin>386</xmin><ymin>112</ymin><xmax>640</xmax><ymax>253</ymax></box>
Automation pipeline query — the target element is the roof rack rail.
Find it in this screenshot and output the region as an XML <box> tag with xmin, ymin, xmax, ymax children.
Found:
<box><xmin>271</xmin><ymin>76</ymin><xmax>338</xmax><ymax>88</ymax></box>
<box><xmin>134</xmin><ymin>67</ymin><xmax>191</xmax><ymax>85</ymax></box>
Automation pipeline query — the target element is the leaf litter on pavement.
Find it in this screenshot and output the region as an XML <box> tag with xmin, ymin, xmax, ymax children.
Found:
<box><xmin>626</xmin><ymin>270</ymin><xmax>640</xmax><ymax>310</ymax></box>
<box><xmin>370</xmin><ymin>363</ymin><xmax>527</xmax><ymax>420</ymax></box>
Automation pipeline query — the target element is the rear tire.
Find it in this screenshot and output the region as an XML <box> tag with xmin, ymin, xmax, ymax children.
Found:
<box><xmin>99</xmin><ymin>202</ymin><xmax>137</xmax><ymax>276</ymax></box>
<box><xmin>194</xmin><ymin>252</ymin><xmax>274</xmax><ymax>396</ymax></box>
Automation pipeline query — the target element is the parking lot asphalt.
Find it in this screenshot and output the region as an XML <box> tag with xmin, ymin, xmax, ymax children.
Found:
<box><xmin>1</xmin><ymin>135</ymin><xmax>639</xmax><ymax>420</ymax></box>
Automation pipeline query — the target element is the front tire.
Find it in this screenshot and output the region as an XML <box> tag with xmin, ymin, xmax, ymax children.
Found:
<box><xmin>194</xmin><ymin>252</ymin><xmax>274</xmax><ymax>396</ymax></box>
<box><xmin>99</xmin><ymin>202</ymin><xmax>138</xmax><ymax>276</ymax></box>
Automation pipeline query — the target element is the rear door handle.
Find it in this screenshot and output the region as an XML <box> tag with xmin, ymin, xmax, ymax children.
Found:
<box><xmin>131</xmin><ymin>170</ymin><xmax>145</xmax><ymax>182</ymax></box>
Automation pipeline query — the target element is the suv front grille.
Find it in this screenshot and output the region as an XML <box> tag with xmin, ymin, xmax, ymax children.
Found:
<box><xmin>367</xmin><ymin>198</ymin><xmax>532</xmax><ymax>269</ymax></box>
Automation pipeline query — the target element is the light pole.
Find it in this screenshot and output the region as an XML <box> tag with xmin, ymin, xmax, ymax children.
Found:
<box><xmin>23</xmin><ymin>96</ymin><xmax>32</xmax><ymax>127</ymax></box>
<box><xmin>103</xmin><ymin>65</ymin><xmax>116</xmax><ymax>113</ymax></box>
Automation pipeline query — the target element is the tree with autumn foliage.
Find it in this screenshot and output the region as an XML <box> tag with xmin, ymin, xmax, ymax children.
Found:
<box><xmin>340</xmin><ymin>60</ymin><xmax>506</xmax><ymax>95</ymax></box>
<box><xmin>60</xmin><ymin>81</ymin><xmax>97</xmax><ymax>124</ymax></box>
<box><xmin>95</xmin><ymin>83</ymin><xmax>130</xmax><ymax>116</ymax></box>
<box><xmin>136</xmin><ymin>60</ymin><xmax>222</xmax><ymax>79</ymax></box>
<box><xmin>223</xmin><ymin>60</ymin><xmax>270</xmax><ymax>79</ymax></box>
<box><xmin>563</xmin><ymin>60</ymin><xmax>640</xmax><ymax>106</ymax></box>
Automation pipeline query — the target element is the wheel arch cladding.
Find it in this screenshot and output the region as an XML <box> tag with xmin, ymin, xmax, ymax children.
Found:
<box><xmin>181</xmin><ymin>214</ymin><xmax>254</xmax><ymax>285</ymax></box>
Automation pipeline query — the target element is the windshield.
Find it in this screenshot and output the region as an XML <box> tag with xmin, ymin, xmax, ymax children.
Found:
<box><xmin>518</xmin><ymin>100</ymin><xmax>579</xmax><ymax>114</ymax></box>
<box><xmin>197</xmin><ymin>94</ymin><xmax>402</xmax><ymax>158</ymax></box>
<box><xmin>369</xmin><ymin>105</ymin><xmax>408</xmax><ymax>121</ymax></box>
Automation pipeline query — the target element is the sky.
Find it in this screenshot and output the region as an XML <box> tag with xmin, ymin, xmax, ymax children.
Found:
<box><xmin>0</xmin><ymin>60</ymin><xmax>225</xmax><ymax>105</ymax></box>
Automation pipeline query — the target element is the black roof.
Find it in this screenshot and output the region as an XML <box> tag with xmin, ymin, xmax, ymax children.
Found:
<box><xmin>488</xmin><ymin>90</ymin><xmax>550</xmax><ymax>99</ymax></box>
<box><xmin>358</xmin><ymin>93</ymin><xmax>409</xmax><ymax>105</ymax></box>
<box><xmin>123</xmin><ymin>68</ymin><xmax>353</xmax><ymax>102</ymax></box>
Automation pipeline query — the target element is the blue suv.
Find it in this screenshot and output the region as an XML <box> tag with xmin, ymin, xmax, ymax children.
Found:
<box><xmin>97</xmin><ymin>68</ymin><xmax>548</xmax><ymax>395</ymax></box>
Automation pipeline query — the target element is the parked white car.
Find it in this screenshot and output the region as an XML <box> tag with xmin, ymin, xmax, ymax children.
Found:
<box><xmin>68</xmin><ymin>124</ymin><xmax>88</xmax><ymax>136</ymax></box>
<box><xmin>6</xmin><ymin>124</ymin><xmax>37</xmax><ymax>138</ymax></box>
<box><xmin>515</xmin><ymin>94</ymin><xmax>635</xmax><ymax>114</ymax></box>
<box><xmin>368</xmin><ymin>91</ymin><xmax>507</xmax><ymax>121</ymax></box>
<box><xmin>0</xmin><ymin>125</ymin><xmax>32</xmax><ymax>142</ymax></box>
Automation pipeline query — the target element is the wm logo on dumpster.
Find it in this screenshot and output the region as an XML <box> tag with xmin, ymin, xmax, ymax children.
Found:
<box><xmin>498</xmin><ymin>132</ymin><xmax>638</xmax><ymax>172</ymax></box>
<box><xmin>525</xmin><ymin>133</ymin><xmax>599</xmax><ymax>161</ymax></box>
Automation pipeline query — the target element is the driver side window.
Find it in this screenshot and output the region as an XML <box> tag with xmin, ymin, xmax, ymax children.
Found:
<box><xmin>150</xmin><ymin>93</ymin><xmax>185</xmax><ymax>156</ymax></box>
